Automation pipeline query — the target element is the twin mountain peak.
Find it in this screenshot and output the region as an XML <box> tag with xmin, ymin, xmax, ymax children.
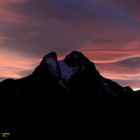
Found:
<box><xmin>0</xmin><ymin>51</ymin><xmax>139</xmax><ymax>98</ymax></box>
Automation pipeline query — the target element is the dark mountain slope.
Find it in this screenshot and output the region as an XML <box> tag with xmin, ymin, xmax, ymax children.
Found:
<box><xmin>0</xmin><ymin>51</ymin><xmax>138</xmax><ymax>103</ymax></box>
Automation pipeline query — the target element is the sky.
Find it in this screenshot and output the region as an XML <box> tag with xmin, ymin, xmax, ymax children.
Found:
<box><xmin>0</xmin><ymin>0</ymin><xmax>140</xmax><ymax>90</ymax></box>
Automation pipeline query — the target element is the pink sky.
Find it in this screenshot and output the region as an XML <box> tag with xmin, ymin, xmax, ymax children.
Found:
<box><xmin>0</xmin><ymin>0</ymin><xmax>140</xmax><ymax>90</ymax></box>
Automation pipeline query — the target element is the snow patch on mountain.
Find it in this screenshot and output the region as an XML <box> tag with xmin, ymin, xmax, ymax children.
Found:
<box><xmin>58</xmin><ymin>60</ymin><xmax>78</xmax><ymax>81</ymax></box>
<box><xmin>45</xmin><ymin>51</ymin><xmax>88</xmax><ymax>87</ymax></box>
<box><xmin>46</xmin><ymin>56</ymin><xmax>59</xmax><ymax>78</ymax></box>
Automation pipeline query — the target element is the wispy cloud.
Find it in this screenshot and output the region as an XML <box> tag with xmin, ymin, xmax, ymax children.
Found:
<box><xmin>0</xmin><ymin>0</ymin><xmax>27</xmax><ymax>23</ymax></box>
<box><xmin>0</xmin><ymin>0</ymin><xmax>140</xmax><ymax>89</ymax></box>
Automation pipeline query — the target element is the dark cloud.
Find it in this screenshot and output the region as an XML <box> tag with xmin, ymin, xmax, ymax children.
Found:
<box><xmin>104</xmin><ymin>0</ymin><xmax>140</xmax><ymax>20</ymax></box>
<box><xmin>118</xmin><ymin>57</ymin><xmax>140</xmax><ymax>67</ymax></box>
<box><xmin>1</xmin><ymin>0</ymin><xmax>140</xmax><ymax>57</ymax></box>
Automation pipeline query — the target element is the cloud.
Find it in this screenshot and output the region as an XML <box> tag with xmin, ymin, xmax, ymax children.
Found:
<box><xmin>95</xmin><ymin>57</ymin><xmax>140</xmax><ymax>89</ymax></box>
<box><xmin>82</xmin><ymin>50</ymin><xmax>140</xmax><ymax>64</ymax></box>
<box><xmin>0</xmin><ymin>34</ymin><xmax>11</xmax><ymax>44</ymax></box>
<box><xmin>103</xmin><ymin>0</ymin><xmax>140</xmax><ymax>21</ymax></box>
<box><xmin>3</xmin><ymin>0</ymin><xmax>139</xmax><ymax>56</ymax></box>
<box><xmin>0</xmin><ymin>0</ymin><xmax>140</xmax><ymax>89</ymax></box>
<box><xmin>0</xmin><ymin>0</ymin><xmax>25</xmax><ymax>5</ymax></box>
<box><xmin>0</xmin><ymin>47</ymin><xmax>38</xmax><ymax>79</ymax></box>
<box><xmin>0</xmin><ymin>0</ymin><xmax>27</xmax><ymax>23</ymax></box>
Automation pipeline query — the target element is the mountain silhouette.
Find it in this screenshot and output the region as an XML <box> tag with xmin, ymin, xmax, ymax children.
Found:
<box><xmin>0</xmin><ymin>51</ymin><xmax>139</xmax><ymax>103</ymax></box>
